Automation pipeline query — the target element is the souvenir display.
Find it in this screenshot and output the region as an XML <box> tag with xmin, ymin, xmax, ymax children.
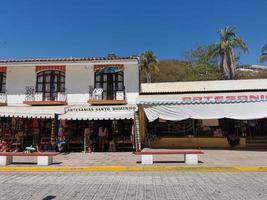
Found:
<box><xmin>0</xmin><ymin>117</ymin><xmax>53</xmax><ymax>152</ymax></box>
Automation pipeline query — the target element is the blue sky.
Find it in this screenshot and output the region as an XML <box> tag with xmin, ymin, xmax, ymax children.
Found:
<box><xmin>0</xmin><ymin>0</ymin><xmax>266</xmax><ymax>65</ymax></box>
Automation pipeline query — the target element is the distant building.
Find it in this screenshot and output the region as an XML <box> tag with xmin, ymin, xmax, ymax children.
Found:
<box><xmin>237</xmin><ymin>64</ymin><xmax>267</xmax><ymax>72</ymax></box>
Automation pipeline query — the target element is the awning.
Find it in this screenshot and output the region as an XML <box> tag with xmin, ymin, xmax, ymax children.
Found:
<box><xmin>144</xmin><ymin>102</ymin><xmax>267</xmax><ymax>122</ymax></box>
<box><xmin>59</xmin><ymin>105</ymin><xmax>137</xmax><ymax>120</ymax></box>
<box><xmin>0</xmin><ymin>106</ymin><xmax>66</xmax><ymax>119</ymax></box>
<box><xmin>137</xmin><ymin>92</ymin><xmax>267</xmax><ymax>105</ymax></box>
<box><xmin>137</xmin><ymin>92</ymin><xmax>267</xmax><ymax>122</ymax></box>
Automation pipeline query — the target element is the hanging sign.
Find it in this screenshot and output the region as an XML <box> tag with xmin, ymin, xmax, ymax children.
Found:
<box><xmin>65</xmin><ymin>105</ymin><xmax>138</xmax><ymax>113</ymax></box>
<box><xmin>181</xmin><ymin>93</ymin><xmax>267</xmax><ymax>103</ymax></box>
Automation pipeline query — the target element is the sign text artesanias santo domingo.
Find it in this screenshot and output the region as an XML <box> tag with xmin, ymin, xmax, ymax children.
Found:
<box><xmin>66</xmin><ymin>106</ymin><xmax>137</xmax><ymax>112</ymax></box>
<box><xmin>182</xmin><ymin>94</ymin><xmax>267</xmax><ymax>102</ymax></box>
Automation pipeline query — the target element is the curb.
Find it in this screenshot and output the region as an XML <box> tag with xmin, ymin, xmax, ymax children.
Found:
<box><xmin>1</xmin><ymin>166</ymin><xmax>267</xmax><ymax>173</ymax></box>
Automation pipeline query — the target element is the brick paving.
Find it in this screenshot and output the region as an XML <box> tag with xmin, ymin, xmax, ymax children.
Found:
<box><xmin>0</xmin><ymin>172</ymin><xmax>266</xmax><ymax>200</ymax></box>
<box><xmin>8</xmin><ymin>149</ymin><xmax>267</xmax><ymax>167</ymax></box>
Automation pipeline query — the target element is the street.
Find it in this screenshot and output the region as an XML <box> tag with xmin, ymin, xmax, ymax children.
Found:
<box><xmin>0</xmin><ymin>172</ymin><xmax>266</xmax><ymax>200</ymax></box>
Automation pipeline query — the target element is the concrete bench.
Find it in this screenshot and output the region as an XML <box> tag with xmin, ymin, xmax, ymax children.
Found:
<box><xmin>0</xmin><ymin>152</ymin><xmax>60</xmax><ymax>166</ymax></box>
<box><xmin>134</xmin><ymin>150</ymin><xmax>204</xmax><ymax>165</ymax></box>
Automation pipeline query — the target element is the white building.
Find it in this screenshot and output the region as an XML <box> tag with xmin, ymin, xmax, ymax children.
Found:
<box><xmin>0</xmin><ymin>56</ymin><xmax>139</xmax><ymax>106</ymax></box>
<box><xmin>0</xmin><ymin>55</ymin><xmax>141</xmax><ymax>152</ymax></box>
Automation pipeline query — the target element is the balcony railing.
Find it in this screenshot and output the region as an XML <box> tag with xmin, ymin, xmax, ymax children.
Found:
<box><xmin>88</xmin><ymin>85</ymin><xmax>126</xmax><ymax>105</ymax></box>
<box><xmin>0</xmin><ymin>91</ymin><xmax>7</xmax><ymax>105</ymax></box>
<box><xmin>24</xmin><ymin>86</ymin><xmax>67</xmax><ymax>105</ymax></box>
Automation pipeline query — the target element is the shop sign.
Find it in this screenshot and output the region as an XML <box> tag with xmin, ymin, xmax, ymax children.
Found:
<box><xmin>66</xmin><ymin>105</ymin><xmax>138</xmax><ymax>113</ymax></box>
<box><xmin>181</xmin><ymin>93</ymin><xmax>267</xmax><ymax>103</ymax></box>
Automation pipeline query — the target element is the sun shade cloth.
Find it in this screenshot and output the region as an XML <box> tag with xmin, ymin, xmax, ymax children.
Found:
<box><xmin>0</xmin><ymin>106</ymin><xmax>66</xmax><ymax>119</ymax></box>
<box><xmin>58</xmin><ymin>105</ymin><xmax>137</xmax><ymax>120</ymax></box>
<box><xmin>143</xmin><ymin>101</ymin><xmax>267</xmax><ymax>122</ymax></box>
<box><xmin>138</xmin><ymin>92</ymin><xmax>267</xmax><ymax>122</ymax></box>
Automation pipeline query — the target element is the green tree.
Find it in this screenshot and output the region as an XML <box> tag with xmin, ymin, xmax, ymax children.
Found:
<box><xmin>151</xmin><ymin>60</ymin><xmax>224</xmax><ymax>82</ymax></box>
<box><xmin>208</xmin><ymin>26</ymin><xmax>248</xmax><ymax>79</ymax></box>
<box><xmin>140</xmin><ymin>51</ymin><xmax>159</xmax><ymax>83</ymax></box>
<box><xmin>191</xmin><ymin>64</ymin><xmax>224</xmax><ymax>80</ymax></box>
<box><xmin>184</xmin><ymin>44</ymin><xmax>218</xmax><ymax>65</ymax></box>
<box><xmin>183</xmin><ymin>45</ymin><xmax>224</xmax><ymax>81</ymax></box>
<box><xmin>259</xmin><ymin>44</ymin><xmax>267</xmax><ymax>63</ymax></box>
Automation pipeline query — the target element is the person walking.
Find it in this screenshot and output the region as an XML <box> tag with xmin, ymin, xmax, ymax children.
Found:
<box><xmin>98</xmin><ymin>126</ymin><xmax>108</xmax><ymax>152</ymax></box>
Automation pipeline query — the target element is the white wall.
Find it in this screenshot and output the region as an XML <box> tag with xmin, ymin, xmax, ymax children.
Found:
<box><xmin>5</xmin><ymin>60</ymin><xmax>139</xmax><ymax>106</ymax></box>
<box><xmin>6</xmin><ymin>66</ymin><xmax>36</xmax><ymax>106</ymax></box>
<box><xmin>123</xmin><ymin>62</ymin><xmax>139</xmax><ymax>104</ymax></box>
<box><xmin>66</xmin><ymin>61</ymin><xmax>139</xmax><ymax>105</ymax></box>
<box><xmin>65</xmin><ymin>65</ymin><xmax>93</xmax><ymax>105</ymax></box>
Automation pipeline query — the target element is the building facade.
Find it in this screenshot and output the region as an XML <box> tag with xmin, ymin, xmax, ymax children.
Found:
<box><xmin>0</xmin><ymin>56</ymin><xmax>141</xmax><ymax>152</ymax></box>
<box><xmin>138</xmin><ymin>80</ymin><xmax>267</xmax><ymax>150</ymax></box>
<box><xmin>2</xmin><ymin>57</ymin><xmax>267</xmax><ymax>153</ymax></box>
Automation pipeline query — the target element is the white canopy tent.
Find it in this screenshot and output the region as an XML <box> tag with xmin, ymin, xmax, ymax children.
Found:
<box><xmin>144</xmin><ymin>102</ymin><xmax>267</xmax><ymax>122</ymax></box>
<box><xmin>137</xmin><ymin>93</ymin><xmax>267</xmax><ymax>122</ymax></box>
<box><xmin>0</xmin><ymin>106</ymin><xmax>66</xmax><ymax>119</ymax></box>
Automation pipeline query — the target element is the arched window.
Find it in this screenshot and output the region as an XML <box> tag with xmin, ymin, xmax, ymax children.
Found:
<box><xmin>0</xmin><ymin>72</ymin><xmax>6</xmax><ymax>93</ymax></box>
<box><xmin>95</xmin><ymin>67</ymin><xmax>124</xmax><ymax>100</ymax></box>
<box><xmin>36</xmin><ymin>70</ymin><xmax>65</xmax><ymax>101</ymax></box>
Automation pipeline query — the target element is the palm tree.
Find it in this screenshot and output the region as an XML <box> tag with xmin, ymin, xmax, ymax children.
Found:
<box><xmin>140</xmin><ymin>51</ymin><xmax>159</xmax><ymax>83</ymax></box>
<box><xmin>208</xmin><ymin>26</ymin><xmax>248</xmax><ymax>79</ymax></box>
<box><xmin>259</xmin><ymin>44</ymin><xmax>267</xmax><ymax>63</ymax></box>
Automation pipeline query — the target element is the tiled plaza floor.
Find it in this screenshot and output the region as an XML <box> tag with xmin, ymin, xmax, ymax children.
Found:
<box><xmin>8</xmin><ymin>149</ymin><xmax>267</xmax><ymax>167</ymax></box>
<box><xmin>0</xmin><ymin>172</ymin><xmax>266</xmax><ymax>200</ymax></box>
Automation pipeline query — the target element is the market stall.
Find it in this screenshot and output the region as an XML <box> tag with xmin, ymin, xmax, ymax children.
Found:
<box><xmin>137</xmin><ymin>92</ymin><xmax>267</xmax><ymax>149</ymax></box>
<box><xmin>0</xmin><ymin>106</ymin><xmax>65</xmax><ymax>152</ymax></box>
<box><xmin>58</xmin><ymin>105</ymin><xmax>139</xmax><ymax>152</ymax></box>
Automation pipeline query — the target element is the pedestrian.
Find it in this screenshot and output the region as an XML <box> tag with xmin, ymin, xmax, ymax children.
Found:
<box><xmin>57</xmin><ymin>124</ymin><xmax>66</xmax><ymax>153</ymax></box>
<box><xmin>84</xmin><ymin>127</ymin><xmax>93</xmax><ymax>153</ymax></box>
<box><xmin>98</xmin><ymin>126</ymin><xmax>108</xmax><ymax>152</ymax></box>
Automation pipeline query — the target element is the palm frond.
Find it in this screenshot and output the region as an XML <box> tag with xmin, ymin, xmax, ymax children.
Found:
<box><xmin>140</xmin><ymin>50</ymin><xmax>159</xmax><ymax>82</ymax></box>
<box><xmin>219</xmin><ymin>26</ymin><xmax>236</xmax><ymax>41</ymax></box>
<box><xmin>211</xmin><ymin>26</ymin><xmax>246</xmax><ymax>79</ymax></box>
<box><xmin>207</xmin><ymin>44</ymin><xmax>221</xmax><ymax>59</ymax></box>
<box><xmin>259</xmin><ymin>53</ymin><xmax>267</xmax><ymax>63</ymax></box>
<box><xmin>261</xmin><ymin>43</ymin><xmax>267</xmax><ymax>53</ymax></box>
<box><xmin>258</xmin><ymin>44</ymin><xmax>267</xmax><ymax>63</ymax></box>
<box><xmin>230</xmin><ymin>37</ymin><xmax>248</xmax><ymax>53</ymax></box>
<box><xmin>218</xmin><ymin>29</ymin><xmax>226</xmax><ymax>41</ymax></box>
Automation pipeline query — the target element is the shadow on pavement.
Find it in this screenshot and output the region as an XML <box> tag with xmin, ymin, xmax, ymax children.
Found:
<box><xmin>42</xmin><ymin>196</ymin><xmax>56</xmax><ymax>200</ymax></box>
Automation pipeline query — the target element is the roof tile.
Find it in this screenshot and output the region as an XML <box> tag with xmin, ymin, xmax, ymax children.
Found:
<box><xmin>0</xmin><ymin>56</ymin><xmax>138</xmax><ymax>63</ymax></box>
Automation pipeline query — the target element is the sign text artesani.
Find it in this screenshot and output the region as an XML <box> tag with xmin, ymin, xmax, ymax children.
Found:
<box><xmin>181</xmin><ymin>93</ymin><xmax>267</xmax><ymax>102</ymax></box>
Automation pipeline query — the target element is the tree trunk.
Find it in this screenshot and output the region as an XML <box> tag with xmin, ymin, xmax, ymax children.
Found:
<box><xmin>222</xmin><ymin>53</ymin><xmax>231</xmax><ymax>79</ymax></box>
<box><xmin>145</xmin><ymin>68</ymin><xmax>152</xmax><ymax>83</ymax></box>
<box><xmin>229</xmin><ymin>49</ymin><xmax>236</xmax><ymax>79</ymax></box>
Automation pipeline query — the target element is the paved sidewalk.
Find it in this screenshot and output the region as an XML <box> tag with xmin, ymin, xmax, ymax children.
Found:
<box><xmin>7</xmin><ymin>149</ymin><xmax>267</xmax><ymax>167</ymax></box>
<box><xmin>0</xmin><ymin>172</ymin><xmax>266</xmax><ymax>200</ymax></box>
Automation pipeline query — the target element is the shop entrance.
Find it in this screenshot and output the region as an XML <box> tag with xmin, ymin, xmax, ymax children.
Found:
<box><xmin>244</xmin><ymin>119</ymin><xmax>267</xmax><ymax>149</ymax></box>
<box><xmin>244</xmin><ymin>119</ymin><xmax>267</xmax><ymax>138</ymax></box>
<box><xmin>65</xmin><ymin>119</ymin><xmax>134</xmax><ymax>152</ymax></box>
<box><xmin>0</xmin><ymin>117</ymin><xmax>54</xmax><ymax>152</ymax></box>
<box><xmin>146</xmin><ymin>117</ymin><xmax>267</xmax><ymax>149</ymax></box>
